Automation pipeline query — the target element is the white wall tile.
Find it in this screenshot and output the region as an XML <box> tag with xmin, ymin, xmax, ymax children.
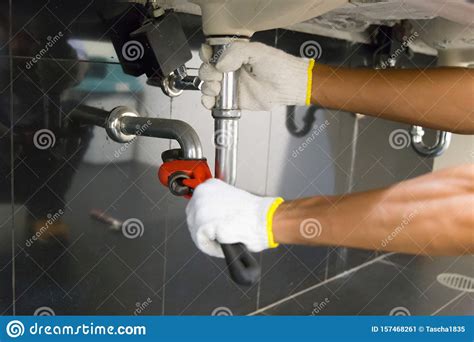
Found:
<box><xmin>266</xmin><ymin>106</ymin><xmax>342</xmax><ymax>199</ymax></box>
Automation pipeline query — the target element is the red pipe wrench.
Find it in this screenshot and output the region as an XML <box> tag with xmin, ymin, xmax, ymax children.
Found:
<box><xmin>157</xmin><ymin>154</ymin><xmax>260</xmax><ymax>286</ymax></box>
<box><xmin>158</xmin><ymin>159</ymin><xmax>212</xmax><ymax>198</ymax></box>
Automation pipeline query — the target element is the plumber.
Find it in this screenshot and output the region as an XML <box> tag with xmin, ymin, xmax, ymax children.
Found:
<box><xmin>186</xmin><ymin>42</ymin><xmax>473</xmax><ymax>257</ymax></box>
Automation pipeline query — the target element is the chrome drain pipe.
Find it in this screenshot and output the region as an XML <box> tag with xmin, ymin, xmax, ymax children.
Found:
<box><xmin>70</xmin><ymin>105</ymin><xmax>203</xmax><ymax>160</ymax></box>
<box><xmin>208</xmin><ymin>38</ymin><xmax>261</xmax><ymax>286</ymax></box>
<box><xmin>209</xmin><ymin>39</ymin><xmax>244</xmax><ymax>185</ymax></box>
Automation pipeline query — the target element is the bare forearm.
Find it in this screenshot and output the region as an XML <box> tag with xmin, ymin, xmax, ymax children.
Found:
<box><xmin>273</xmin><ymin>165</ymin><xmax>474</xmax><ymax>255</ymax></box>
<box><xmin>312</xmin><ymin>64</ymin><xmax>474</xmax><ymax>134</ymax></box>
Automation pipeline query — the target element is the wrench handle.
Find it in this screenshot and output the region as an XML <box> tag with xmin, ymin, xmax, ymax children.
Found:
<box><xmin>221</xmin><ymin>243</ymin><xmax>260</xmax><ymax>286</ymax></box>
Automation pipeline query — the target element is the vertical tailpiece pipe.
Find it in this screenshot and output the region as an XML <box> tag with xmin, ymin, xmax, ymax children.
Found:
<box><xmin>209</xmin><ymin>40</ymin><xmax>243</xmax><ymax>185</ymax></box>
<box><xmin>208</xmin><ymin>38</ymin><xmax>261</xmax><ymax>286</ymax></box>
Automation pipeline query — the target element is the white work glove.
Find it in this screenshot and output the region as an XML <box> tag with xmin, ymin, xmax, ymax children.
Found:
<box><xmin>199</xmin><ymin>41</ymin><xmax>315</xmax><ymax>111</ymax></box>
<box><xmin>186</xmin><ymin>179</ymin><xmax>284</xmax><ymax>258</ymax></box>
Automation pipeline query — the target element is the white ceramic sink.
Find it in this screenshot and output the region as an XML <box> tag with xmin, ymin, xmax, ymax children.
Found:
<box><xmin>190</xmin><ymin>0</ymin><xmax>347</xmax><ymax>37</ymax></box>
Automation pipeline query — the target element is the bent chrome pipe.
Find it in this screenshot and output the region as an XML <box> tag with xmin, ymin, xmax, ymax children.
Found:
<box><xmin>70</xmin><ymin>105</ymin><xmax>203</xmax><ymax>160</ymax></box>
<box><xmin>410</xmin><ymin>125</ymin><xmax>452</xmax><ymax>158</ymax></box>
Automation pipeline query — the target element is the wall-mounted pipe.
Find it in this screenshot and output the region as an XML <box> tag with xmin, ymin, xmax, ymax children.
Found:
<box><xmin>70</xmin><ymin>105</ymin><xmax>203</xmax><ymax>160</ymax></box>
<box><xmin>410</xmin><ymin>125</ymin><xmax>452</xmax><ymax>158</ymax></box>
<box><xmin>286</xmin><ymin>106</ymin><xmax>318</xmax><ymax>137</ymax></box>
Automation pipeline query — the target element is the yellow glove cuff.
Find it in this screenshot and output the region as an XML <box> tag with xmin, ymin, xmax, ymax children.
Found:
<box><xmin>305</xmin><ymin>59</ymin><xmax>315</xmax><ymax>106</ymax></box>
<box><xmin>266</xmin><ymin>197</ymin><xmax>284</xmax><ymax>248</ymax></box>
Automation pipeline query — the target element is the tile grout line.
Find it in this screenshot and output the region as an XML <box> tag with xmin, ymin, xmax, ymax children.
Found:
<box><xmin>247</xmin><ymin>252</ymin><xmax>394</xmax><ymax>316</ymax></box>
<box><xmin>430</xmin><ymin>291</ymin><xmax>467</xmax><ymax>316</ymax></box>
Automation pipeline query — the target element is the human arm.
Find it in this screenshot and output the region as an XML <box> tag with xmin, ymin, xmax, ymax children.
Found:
<box><xmin>187</xmin><ymin>165</ymin><xmax>474</xmax><ymax>257</ymax></box>
<box><xmin>311</xmin><ymin>64</ymin><xmax>474</xmax><ymax>134</ymax></box>
<box><xmin>273</xmin><ymin>164</ymin><xmax>473</xmax><ymax>255</ymax></box>
<box><xmin>200</xmin><ymin>41</ymin><xmax>474</xmax><ymax>134</ymax></box>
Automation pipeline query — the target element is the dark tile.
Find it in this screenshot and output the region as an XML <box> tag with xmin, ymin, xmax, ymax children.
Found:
<box><xmin>385</xmin><ymin>253</ymin><xmax>474</xmax><ymax>314</ymax></box>
<box><xmin>0</xmin><ymin>2</ymin><xmax>9</xmax><ymax>57</ymax></box>
<box><xmin>325</xmin><ymin>247</ymin><xmax>379</xmax><ymax>279</ymax></box>
<box><xmin>435</xmin><ymin>293</ymin><xmax>473</xmax><ymax>316</ymax></box>
<box><xmin>13</xmin><ymin>161</ymin><xmax>167</xmax><ymax>315</ymax></box>
<box><xmin>258</xmin><ymin>245</ymin><xmax>327</xmax><ymax>309</ymax></box>
<box><xmin>0</xmin><ymin>53</ymin><xmax>12</xmax><ymax>315</ymax></box>
<box><xmin>0</xmin><ymin>215</ymin><xmax>13</xmax><ymax>315</ymax></box>
<box><xmin>260</xmin><ymin>254</ymin><xmax>473</xmax><ymax>316</ymax></box>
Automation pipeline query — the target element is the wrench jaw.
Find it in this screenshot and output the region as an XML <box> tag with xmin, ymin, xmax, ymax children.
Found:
<box><xmin>158</xmin><ymin>158</ymin><xmax>212</xmax><ymax>198</ymax></box>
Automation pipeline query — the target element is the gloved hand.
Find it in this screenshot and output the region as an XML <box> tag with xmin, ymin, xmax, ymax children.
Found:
<box><xmin>186</xmin><ymin>179</ymin><xmax>284</xmax><ymax>258</ymax></box>
<box><xmin>199</xmin><ymin>41</ymin><xmax>315</xmax><ymax>111</ymax></box>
